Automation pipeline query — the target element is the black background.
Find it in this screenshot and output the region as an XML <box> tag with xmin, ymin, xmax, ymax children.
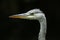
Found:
<box><xmin>0</xmin><ymin>0</ymin><xmax>57</xmax><ymax>40</ymax></box>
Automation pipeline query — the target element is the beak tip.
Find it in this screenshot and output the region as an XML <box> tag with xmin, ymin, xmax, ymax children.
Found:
<box><xmin>9</xmin><ymin>16</ymin><xmax>11</xmax><ymax>18</ymax></box>
<box><xmin>9</xmin><ymin>16</ymin><xmax>14</xmax><ymax>18</ymax></box>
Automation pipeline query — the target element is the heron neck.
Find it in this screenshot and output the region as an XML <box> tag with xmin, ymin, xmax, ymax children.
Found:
<box><xmin>38</xmin><ymin>17</ymin><xmax>47</xmax><ymax>40</ymax></box>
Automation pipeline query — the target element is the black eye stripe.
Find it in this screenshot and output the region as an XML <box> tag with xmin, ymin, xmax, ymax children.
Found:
<box><xmin>30</xmin><ymin>13</ymin><xmax>34</xmax><ymax>15</ymax></box>
<box><xmin>30</xmin><ymin>12</ymin><xmax>40</xmax><ymax>14</ymax></box>
<box><xmin>29</xmin><ymin>12</ymin><xmax>40</xmax><ymax>15</ymax></box>
<box><xmin>35</xmin><ymin>12</ymin><xmax>40</xmax><ymax>13</ymax></box>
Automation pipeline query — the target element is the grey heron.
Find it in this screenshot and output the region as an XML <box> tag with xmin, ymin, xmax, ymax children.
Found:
<box><xmin>9</xmin><ymin>9</ymin><xmax>47</xmax><ymax>40</ymax></box>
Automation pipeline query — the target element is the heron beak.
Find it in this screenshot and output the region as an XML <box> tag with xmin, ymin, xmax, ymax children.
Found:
<box><xmin>9</xmin><ymin>14</ymin><xmax>35</xmax><ymax>20</ymax></box>
<box><xmin>9</xmin><ymin>15</ymin><xmax>27</xmax><ymax>19</ymax></box>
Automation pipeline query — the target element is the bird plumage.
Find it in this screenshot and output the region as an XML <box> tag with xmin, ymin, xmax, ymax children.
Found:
<box><xmin>9</xmin><ymin>9</ymin><xmax>47</xmax><ymax>40</ymax></box>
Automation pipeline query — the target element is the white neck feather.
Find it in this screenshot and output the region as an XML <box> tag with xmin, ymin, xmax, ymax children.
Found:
<box><xmin>38</xmin><ymin>15</ymin><xmax>47</xmax><ymax>40</ymax></box>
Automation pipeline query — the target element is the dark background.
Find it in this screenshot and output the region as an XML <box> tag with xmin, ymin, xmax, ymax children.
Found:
<box><xmin>0</xmin><ymin>0</ymin><xmax>57</xmax><ymax>40</ymax></box>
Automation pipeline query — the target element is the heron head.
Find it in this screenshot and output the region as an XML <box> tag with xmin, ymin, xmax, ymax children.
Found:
<box><xmin>9</xmin><ymin>9</ymin><xmax>43</xmax><ymax>20</ymax></box>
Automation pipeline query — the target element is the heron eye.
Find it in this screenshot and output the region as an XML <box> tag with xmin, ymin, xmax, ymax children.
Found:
<box><xmin>30</xmin><ymin>13</ymin><xmax>34</xmax><ymax>15</ymax></box>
